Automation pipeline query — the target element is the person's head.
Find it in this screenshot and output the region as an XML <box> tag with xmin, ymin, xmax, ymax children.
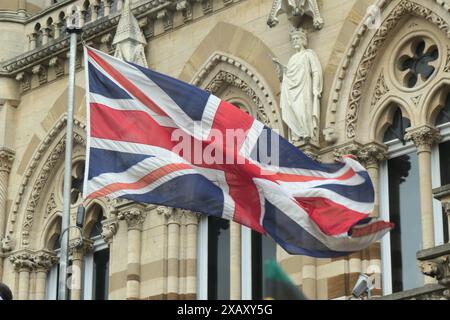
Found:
<box><xmin>0</xmin><ymin>282</ymin><xmax>13</xmax><ymax>300</ymax></box>
<box><xmin>289</xmin><ymin>27</ymin><xmax>308</xmax><ymax>51</ymax></box>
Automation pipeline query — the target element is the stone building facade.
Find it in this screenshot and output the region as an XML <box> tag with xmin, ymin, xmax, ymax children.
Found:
<box><xmin>0</xmin><ymin>0</ymin><xmax>449</xmax><ymax>300</ymax></box>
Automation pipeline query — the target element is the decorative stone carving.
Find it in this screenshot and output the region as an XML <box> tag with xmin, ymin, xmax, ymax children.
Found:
<box><xmin>69</xmin><ymin>238</ymin><xmax>94</xmax><ymax>257</ymax></box>
<box><xmin>32</xmin><ymin>64</ymin><xmax>48</xmax><ymax>85</ymax></box>
<box><xmin>417</xmin><ymin>243</ymin><xmax>450</xmax><ymax>286</ymax></box>
<box><xmin>118</xmin><ymin>207</ymin><xmax>147</xmax><ymax>230</ymax></box>
<box><xmin>176</xmin><ymin>0</ymin><xmax>193</xmax><ymax>23</ymax></box>
<box><xmin>370</xmin><ymin>72</ymin><xmax>390</xmax><ymax>108</ymax></box>
<box><xmin>345</xmin><ymin>0</ymin><xmax>450</xmax><ymax>139</ymax></box>
<box><xmin>333</xmin><ymin>142</ymin><xmax>363</xmax><ymax>162</ymax></box>
<box><xmin>12</xmin><ymin>118</ymin><xmax>86</xmax><ymax>247</ymax></box>
<box><xmin>44</xmin><ymin>193</ymin><xmax>57</xmax><ymax>220</ymax></box>
<box><xmin>357</xmin><ymin>143</ymin><xmax>388</xmax><ymax>168</ymax></box>
<box><xmin>9</xmin><ymin>251</ymin><xmax>35</xmax><ymax>271</ymax></box>
<box><xmin>419</xmin><ymin>257</ymin><xmax>450</xmax><ymax>284</ymax></box>
<box><xmin>444</xmin><ymin>47</ymin><xmax>450</xmax><ymax>72</ymax></box>
<box><xmin>1</xmin><ymin>235</ymin><xmax>13</xmax><ymax>252</ymax></box>
<box><xmin>156</xmin><ymin>205</ymin><xmax>173</xmax><ymax>218</ymax></box>
<box><xmin>100</xmin><ymin>33</ymin><xmax>114</xmax><ymax>53</ymax></box>
<box><xmin>411</xmin><ymin>95</ymin><xmax>422</xmax><ymax>107</ymax></box>
<box><xmin>267</xmin><ymin>0</ymin><xmax>324</xmax><ymax>29</ymax></box>
<box><xmin>201</xmin><ymin>0</ymin><xmax>213</xmax><ymax>15</ymax></box>
<box><xmin>157</xmin><ymin>8</ymin><xmax>174</xmax><ymax>31</ymax></box>
<box><xmin>33</xmin><ymin>251</ymin><xmax>58</xmax><ymax>272</ymax></box>
<box><xmin>15</xmin><ymin>71</ymin><xmax>31</xmax><ymax>92</ymax></box>
<box><xmin>113</xmin><ymin>0</ymin><xmax>149</xmax><ymax>67</ymax></box>
<box><xmin>101</xmin><ymin>218</ymin><xmax>119</xmax><ymax>244</ymax></box>
<box><xmin>404</xmin><ymin>125</ymin><xmax>442</xmax><ymax>151</ymax></box>
<box><xmin>0</xmin><ymin>148</ymin><xmax>15</xmax><ymax>173</ymax></box>
<box><xmin>272</xmin><ymin>27</ymin><xmax>323</xmax><ymax>143</ymax></box>
<box><xmin>48</xmin><ymin>57</ymin><xmax>65</xmax><ymax>78</ymax></box>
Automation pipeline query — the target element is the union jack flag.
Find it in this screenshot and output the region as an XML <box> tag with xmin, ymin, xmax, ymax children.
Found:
<box><xmin>83</xmin><ymin>46</ymin><xmax>393</xmax><ymax>258</ymax></box>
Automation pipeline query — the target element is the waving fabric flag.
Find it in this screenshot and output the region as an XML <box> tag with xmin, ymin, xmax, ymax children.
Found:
<box><xmin>83</xmin><ymin>46</ymin><xmax>393</xmax><ymax>258</ymax></box>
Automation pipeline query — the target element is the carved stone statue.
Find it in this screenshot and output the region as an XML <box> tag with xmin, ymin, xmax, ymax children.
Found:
<box><xmin>272</xmin><ymin>27</ymin><xmax>323</xmax><ymax>143</ymax></box>
<box><xmin>267</xmin><ymin>0</ymin><xmax>324</xmax><ymax>29</ymax></box>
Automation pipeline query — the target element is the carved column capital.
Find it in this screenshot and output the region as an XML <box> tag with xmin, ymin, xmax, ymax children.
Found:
<box><xmin>405</xmin><ymin>125</ymin><xmax>442</xmax><ymax>152</ymax></box>
<box><xmin>357</xmin><ymin>143</ymin><xmax>388</xmax><ymax>168</ymax></box>
<box><xmin>0</xmin><ymin>148</ymin><xmax>15</xmax><ymax>173</ymax></box>
<box><xmin>118</xmin><ymin>207</ymin><xmax>147</xmax><ymax>230</ymax></box>
<box><xmin>333</xmin><ymin>141</ymin><xmax>363</xmax><ymax>162</ymax></box>
<box><xmin>33</xmin><ymin>250</ymin><xmax>58</xmax><ymax>272</ymax></box>
<box><xmin>9</xmin><ymin>251</ymin><xmax>35</xmax><ymax>272</ymax></box>
<box><xmin>181</xmin><ymin>210</ymin><xmax>201</xmax><ymax>226</ymax></box>
<box><xmin>69</xmin><ymin>238</ymin><xmax>94</xmax><ymax>259</ymax></box>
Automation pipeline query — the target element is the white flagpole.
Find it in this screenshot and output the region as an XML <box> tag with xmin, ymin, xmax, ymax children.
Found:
<box><xmin>58</xmin><ymin>9</ymin><xmax>82</xmax><ymax>301</ymax></box>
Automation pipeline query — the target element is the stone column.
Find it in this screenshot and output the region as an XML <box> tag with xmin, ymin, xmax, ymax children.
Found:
<box><xmin>0</xmin><ymin>148</ymin><xmax>14</xmax><ymax>280</ymax></box>
<box><xmin>9</xmin><ymin>252</ymin><xmax>35</xmax><ymax>300</ymax></box>
<box><xmin>405</xmin><ymin>126</ymin><xmax>441</xmax><ymax>250</ymax></box>
<box><xmin>118</xmin><ymin>206</ymin><xmax>146</xmax><ymax>300</ymax></box>
<box><xmin>164</xmin><ymin>207</ymin><xmax>180</xmax><ymax>299</ymax></box>
<box><xmin>34</xmin><ymin>251</ymin><xmax>58</xmax><ymax>300</ymax></box>
<box><xmin>184</xmin><ymin>211</ymin><xmax>199</xmax><ymax>299</ymax></box>
<box><xmin>230</xmin><ymin>222</ymin><xmax>241</xmax><ymax>300</ymax></box>
<box><xmin>358</xmin><ymin>143</ymin><xmax>387</xmax><ymax>218</ymax></box>
<box><xmin>104</xmin><ymin>0</ymin><xmax>112</xmax><ymax>16</ymax></box>
<box><xmin>302</xmin><ymin>256</ymin><xmax>316</xmax><ymax>299</ymax></box>
<box><xmin>69</xmin><ymin>239</ymin><xmax>93</xmax><ymax>300</ymax></box>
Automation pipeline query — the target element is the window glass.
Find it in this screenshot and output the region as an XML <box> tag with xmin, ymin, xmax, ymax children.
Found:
<box><xmin>439</xmin><ymin>140</ymin><xmax>450</xmax><ymax>243</ymax></box>
<box><xmin>207</xmin><ymin>216</ymin><xmax>230</xmax><ymax>299</ymax></box>
<box><xmin>93</xmin><ymin>249</ymin><xmax>110</xmax><ymax>300</ymax></box>
<box><xmin>388</xmin><ymin>152</ymin><xmax>424</xmax><ymax>292</ymax></box>
<box><xmin>251</xmin><ymin>231</ymin><xmax>276</xmax><ymax>299</ymax></box>
<box><xmin>383</xmin><ymin>108</ymin><xmax>411</xmax><ymax>143</ymax></box>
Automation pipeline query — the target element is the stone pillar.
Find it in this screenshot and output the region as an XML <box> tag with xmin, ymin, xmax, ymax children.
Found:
<box><xmin>358</xmin><ymin>143</ymin><xmax>387</xmax><ymax>218</ymax></box>
<box><xmin>302</xmin><ymin>256</ymin><xmax>316</xmax><ymax>299</ymax></box>
<box><xmin>69</xmin><ymin>239</ymin><xmax>93</xmax><ymax>300</ymax></box>
<box><xmin>184</xmin><ymin>211</ymin><xmax>199</xmax><ymax>299</ymax></box>
<box><xmin>33</xmin><ymin>251</ymin><xmax>58</xmax><ymax>300</ymax></box>
<box><xmin>104</xmin><ymin>0</ymin><xmax>111</xmax><ymax>16</ymax></box>
<box><xmin>118</xmin><ymin>206</ymin><xmax>146</xmax><ymax>300</ymax></box>
<box><xmin>230</xmin><ymin>222</ymin><xmax>241</xmax><ymax>300</ymax></box>
<box><xmin>9</xmin><ymin>252</ymin><xmax>35</xmax><ymax>300</ymax></box>
<box><xmin>405</xmin><ymin>126</ymin><xmax>441</xmax><ymax>250</ymax></box>
<box><xmin>165</xmin><ymin>207</ymin><xmax>180</xmax><ymax>299</ymax></box>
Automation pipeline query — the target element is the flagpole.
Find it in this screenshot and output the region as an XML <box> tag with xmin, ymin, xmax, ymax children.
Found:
<box><xmin>58</xmin><ymin>11</ymin><xmax>82</xmax><ymax>301</ymax></box>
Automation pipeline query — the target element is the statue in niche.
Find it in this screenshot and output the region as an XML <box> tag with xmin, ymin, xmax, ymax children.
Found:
<box><xmin>267</xmin><ymin>0</ymin><xmax>324</xmax><ymax>30</ymax></box>
<box><xmin>271</xmin><ymin>27</ymin><xmax>323</xmax><ymax>143</ymax></box>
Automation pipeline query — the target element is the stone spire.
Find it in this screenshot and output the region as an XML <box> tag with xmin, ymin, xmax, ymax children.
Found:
<box><xmin>112</xmin><ymin>0</ymin><xmax>148</xmax><ymax>67</ymax></box>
